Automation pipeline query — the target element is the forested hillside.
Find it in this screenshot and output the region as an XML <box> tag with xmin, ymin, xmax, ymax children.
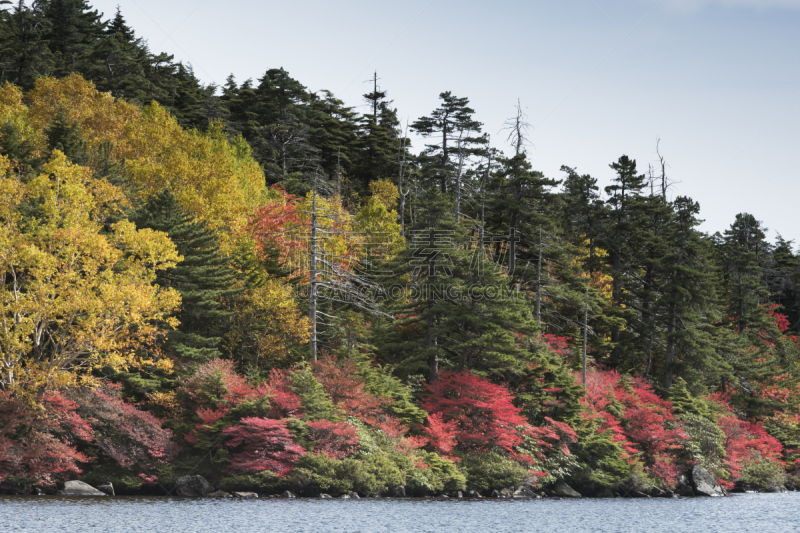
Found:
<box><xmin>1</xmin><ymin>1</ymin><xmax>799</xmax><ymax>497</ymax></box>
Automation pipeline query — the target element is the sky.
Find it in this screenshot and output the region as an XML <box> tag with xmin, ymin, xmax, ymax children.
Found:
<box><xmin>90</xmin><ymin>0</ymin><xmax>800</xmax><ymax>243</ymax></box>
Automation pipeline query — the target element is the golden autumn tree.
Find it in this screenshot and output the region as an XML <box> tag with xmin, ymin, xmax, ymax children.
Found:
<box><xmin>0</xmin><ymin>152</ymin><xmax>182</xmax><ymax>395</ymax></box>
<box><xmin>8</xmin><ymin>75</ymin><xmax>268</xmax><ymax>254</ymax></box>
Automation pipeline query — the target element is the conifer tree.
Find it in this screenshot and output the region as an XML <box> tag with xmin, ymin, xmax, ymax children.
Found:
<box><xmin>601</xmin><ymin>155</ymin><xmax>648</xmax><ymax>367</ymax></box>
<box><xmin>0</xmin><ymin>1</ymin><xmax>54</xmax><ymax>88</ymax></box>
<box><xmin>411</xmin><ymin>91</ymin><xmax>485</xmax><ymax>194</ymax></box>
<box><xmin>657</xmin><ymin>197</ymin><xmax>725</xmax><ymax>389</ymax></box>
<box><xmin>131</xmin><ymin>190</ymin><xmax>238</xmax><ymax>363</ymax></box>
<box><xmin>376</xmin><ymin>190</ymin><xmax>539</xmax><ymax>384</ymax></box>
<box><xmin>44</xmin><ymin>0</ymin><xmax>104</xmax><ymax>77</ymax></box>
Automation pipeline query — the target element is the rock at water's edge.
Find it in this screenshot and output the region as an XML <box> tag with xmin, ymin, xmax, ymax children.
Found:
<box><xmin>97</xmin><ymin>482</ymin><xmax>114</xmax><ymax>496</ymax></box>
<box><xmin>206</xmin><ymin>490</ymin><xmax>231</xmax><ymax>498</ymax></box>
<box><xmin>690</xmin><ymin>465</ymin><xmax>725</xmax><ymax>497</ymax></box>
<box><xmin>513</xmin><ymin>486</ymin><xmax>537</xmax><ymax>498</ymax></box>
<box><xmin>233</xmin><ymin>492</ymin><xmax>258</xmax><ymax>499</ymax></box>
<box><xmin>174</xmin><ymin>475</ymin><xmax>215</xmax><ymax>497</ymax></box>
<box><xmin>58</xmin><ymin>480</ymin><xmax>106</xmax><ymax>496</ymax></box>
<box><xmin>390</xmin><ymin>486</ymin><xmax>406</xmax><ymax>497</ymax></box>
<box><xmin>280</xmin><ymin>490</ymin><xmax>296</xmax><ymax>498</ymax></box>
<box><xmin>553</xmin><ymin>480</ymin><xmax>581</xmax><ymax>498</ymax></box>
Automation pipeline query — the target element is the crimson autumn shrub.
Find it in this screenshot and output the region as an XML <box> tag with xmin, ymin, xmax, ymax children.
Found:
<box><xmin>222</xmin><ymin>417</ymin><xmax>305</xmax><ymax>475</ymax></box>
<box><xmin>421</xmin><ymin>370</ymin><xmax>529</xmax><ymax>455</ymax></box>
<box><xmin>70</xmin><ymin>385</ymin><xmax>178</xmax><ymax>472</ymax></box>
<box><xmin>306</xmin><ymin>420</ymin><xmax>360</xmax><ymax>459</ymax></box>
<box><xmin>581</xmin><ymin>368</ymin><xmax>686</xmax><ymax>486</ymax></box>
<box><xmin>0</xmin><ymin>391</ymin><xmax>89</xmax><ymax>491</ymax></box>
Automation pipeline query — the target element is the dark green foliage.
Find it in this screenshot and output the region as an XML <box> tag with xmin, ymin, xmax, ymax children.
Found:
<box><xmin>0</xmin><ymin>121</ymin><xmax>40</xmax><ymax>174</ymax></box>
<box><xmin>567</xmin><ymin>423</ymin><xmax>633</xmax><ymax>492</ymax></box>
<box><xmin>376</xmin><ymin>190</ymin><xmax>540</xmax><ymax>384</ymax></box>
<box><xmin>0</xmin><ymin>1</ymin><xmax>55</xmax><ymax>88</ymax></box>
<box><xmin>131</xmin><ymin>190</ymin><xmax>238</xmax><ymax>363</ymax></box>
<box><xmin>45</xmin><ymin>110</ymin><xmax>86</xmax><ymax>163</ymax></box>
<box><xmin>44</xmin><ymin>0</ymin><xmax>104</xmax><ymax>77</ymax></box>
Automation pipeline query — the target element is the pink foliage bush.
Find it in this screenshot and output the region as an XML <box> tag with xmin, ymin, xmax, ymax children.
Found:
<box><xmin>223</xmin><ymin>417</ymin><xmax>305</xmax><ymax>475</ymax></box>
<box><xmin>307</xmin><ymin>420</ymin><xmax>360</xmax><ymax>459</ymax></box>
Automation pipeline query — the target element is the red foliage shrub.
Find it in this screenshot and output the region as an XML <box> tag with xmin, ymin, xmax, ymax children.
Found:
<box><xmin>422</xmin><ymin>370</ymin><xmax>528</xmax><ymax>454</ymax></box>
<box><xmin>540</xmin><ymin>334</ymin><xmax>571</xmax><ymax>356</ymax></box>
<box><xmin>710</xmin><ymin>396</ymin><xmax>784</xmax><ymax>488</ymax></box>
<box><xmin>266</xmin><ymin>369</ymin><xmax>304</xmax><ymax>418</ymax></box>
<box><xmin>177</xmin><ymin>359</ymin><xmax>256</xmax><ymax>411</ymax></box>
<box><xmin>223</xmin><ymin>417</ymin><xmax>305</xmax><ymax>475</ymax></box>
<box><xmin>0</xmin><ymin>391</ymin><xmax>89</xmax><ymax>489</ymax></box>
<box><xmin>306</xmin><ymin>420</ymin><xmax>360</xmax><ymax>459</ymax></box>
<box><xmin>72</xmin><ymin>386</ymin><xmax>179</xmax><ymax>470</ymax></box>
<box><xmin>422</xmin><ymin>413</ymin><xmax>459</xmax><ymax>459</ymax></box>
<box><xmin>581</xmin><ymin>368</ymin><xmax>686</xmax><ymax>485</ymax></box>
<box><xmin>312</xmin><ymin>355</ymin><xmax>390</xmax><ymax>427</ymax></box>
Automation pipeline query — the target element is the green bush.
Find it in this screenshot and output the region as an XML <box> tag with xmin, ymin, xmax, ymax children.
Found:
<box><xmin>461</xmin><ymin>452</ymin><xmax>529</xmax><ymax>492</ymax></box>
<box><xmin>350</xmin><ymin>451</ymin><xmax>407</xmax><ymax>495</ymax></box>
<box><xmin>740</xmin><ymin>459</ymin><xmax>786</xmax><ymax>490</ymax></box>
<box><xmin>406</xmin><ymin>452</ymin><xmax>466</xmax><ymax>495</ymax></box>
<box><xmin>283</xmin><ymin>453</ymin><xmax>354</xmax><ymax>496</ymax></box>
<box><xmin>679</xmin><ymin>413</ymin><xmax>726</xmax><ymax>471</ymax></box>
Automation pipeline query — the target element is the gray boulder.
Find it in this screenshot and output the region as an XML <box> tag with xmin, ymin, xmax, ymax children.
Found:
<box><xmin>280</xmin><ymin>490</ymin><xmax>296</xmax><ymax>498</ymax></box>
<box><xmin>349</xmin><ymin>492</ymin><xmax>360</xmax><ymax>499</ymax></box>
<box><xmin>390</xmin><ymin>485</ymin><xmax>406</xmax><ymax>497</ymax></box>
<box><xmin>597</xmin><ymin>487</ymin><xmax>615</xmax><ymax>498</ymax></box>
<box><xmin>764</xmin><ymin>485</ymin><xmax>787</xmax><ymax>493</ymax></box>
<box><xmin>206</xmin><ymin>491</ymin><xmax>231</xmax><ymax>498</ymax></box>
<box><xmin>174</xmin><ymin>475</ymin><xmax>215</xmax><ymax>497</ymax></box>
<box><xmin>649</xmin><ymin>486</ymin><xmax>666</xmax><ymax>498</ymax></box>
<box><xmin>97</xmin><ymin>482</ymin><xmax>114</xmax><ymax>496</ymax></box>
<box><xmin>690</xmin><ymin>465</ymin><xmax>725</xmax><ymax>497</ymax></box>
<box><xmin>232</xmin><ymin>492</ymin><xmax>258</xmax><ymax>499</ymax></box>
<box><xmin>499</xmin><ymin>487</ymin><xmax>515</xmax><ymax>498</ymax></box>
<box><xmin>59</xmin><ymin>480</ymin><xmax>106</xmax><ymax>496</ymax></box>
<box><xmin>513</xmin><ymin>486</ymin><xmax>537</xmax><ymax>498</ymax></box>
<box><xmin>553</xmin><ymin>480</ymin><xmax>581</xmax><ymax>498</ymax></box>
<box><xmin>319</xmin><ymin>493</ymin><xmax>333</xmax><ymax>499</ymax></box>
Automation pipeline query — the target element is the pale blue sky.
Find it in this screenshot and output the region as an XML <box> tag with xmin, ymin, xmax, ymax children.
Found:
<box><xmin>92</xmin><ymin>0</ymin><xmax>800</xmax><ymax>242</ymax></box>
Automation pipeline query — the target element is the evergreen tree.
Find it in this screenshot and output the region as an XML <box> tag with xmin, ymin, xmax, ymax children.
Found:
<box><xmin>601</xmin><ymin>155</ymin><xmax>648</xmax><ymax>367</ymax></box>
<box><xmin>45</xmin><ymin>110</ymin><xmax>86</xmax><ymax>163</ymax></box>
<box><xmin>411</xmin><ymin>91</ymin><xmax>484</xmax><ymax>194</ymax></box>
<box><xmin>376</xmin><ymin>190</ymin><xmax>539</xmax><ymax>385</ymax></box>
<box><xmin>350</xmin><ymin>74</ymin><xmax>402</xmax><ymax>194</ymax></box>
<box><xmin>44</xmin><ymin>0</ymin><xmax>105</xmax><ymax>77</ymax></box>
<box><xmin>657</xmin><ymin>197</ymin><xmax>726</xmax><ymax>389</ymax></box>
<box><xmin>716</xmin><ymin>213</ymin><xmax>772</xmax><ymax>333</ymax></box>
<box><xmin>0</xmin><ymin>0</ymin><xmax>54</xmax><ymax>88</ymax></box>
<box><xmin>131</xmin><ymin>190</ymin><xmax>238</xmax><ymax>363</ymax></box>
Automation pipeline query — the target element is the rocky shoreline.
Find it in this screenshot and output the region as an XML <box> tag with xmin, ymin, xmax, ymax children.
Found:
<box><xmin>42</xmin><ymin>465</ymin><xmax>790</xmax><ymax>501</ymax></box>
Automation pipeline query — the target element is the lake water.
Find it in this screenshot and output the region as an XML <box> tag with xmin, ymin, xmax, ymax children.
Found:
<box><xmin>1</xmin><ymin>492</ymin><xmax>797</xmax><ymax>533</ymax></box>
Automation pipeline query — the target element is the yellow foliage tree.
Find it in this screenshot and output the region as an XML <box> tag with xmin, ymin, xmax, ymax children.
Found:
<box><xmin>226</xmin><ymin>280</ymin><xmax>311</xmax><ymax>367</ymax></box>
<box><xmin>0</xmin><ymin>152</ymin><xmax>182</xmax><ymax>395</ymax></box>
<box><xmin>1</xmin><ymin>75</ymin><xmax>268</xmax><ymax>254</ymax></box>
<box><xmin>368</xmin><ymin>178</ymin><xmax>400</xmax><ymax>210</ymax></box>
